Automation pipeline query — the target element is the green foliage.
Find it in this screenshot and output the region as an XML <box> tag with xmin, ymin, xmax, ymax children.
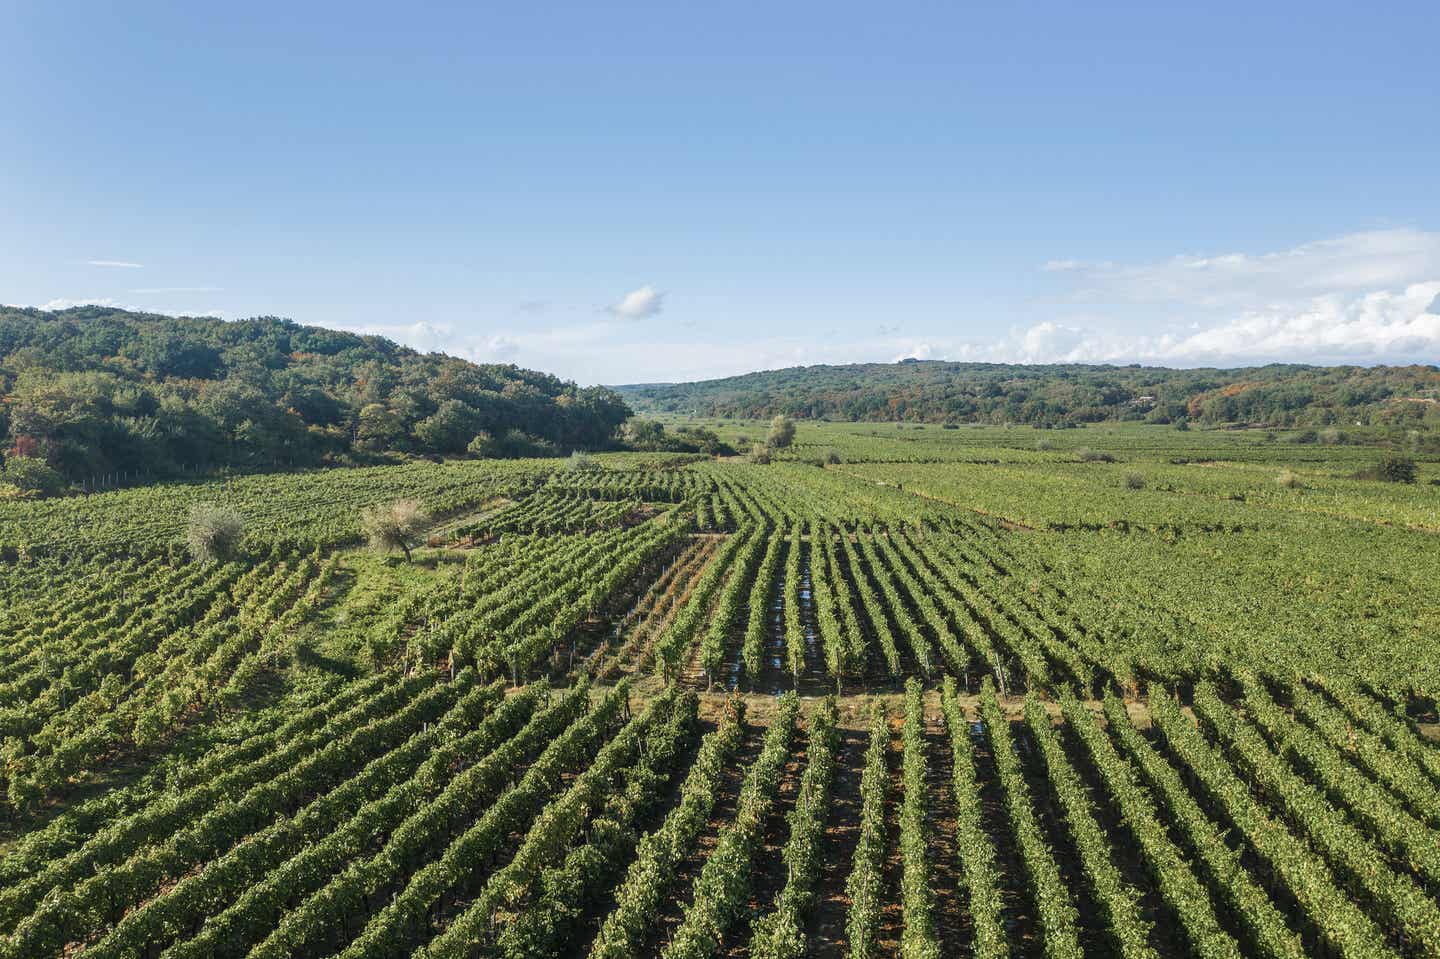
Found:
<box><xmin>568</xmin><ymin>450</ymin><xmax>601</xmax><ymax>472</ymax></box>
<box><xmin>1377</xmin><ymin>454</ymin><xmax>1417</xmax><ymax>483</ymax></box>
<box><xmin>618</xmin><ymin>359</ymin><xmax>1440</xmax><ymax>430</ymax></box>
<box><xmin>1</xmin><ymin>456</ymin><xmax>64</xmax><ymax>497</ymax></box>
<box><xmin>0</xmin><ymin>306</ymin><xmax>631</xmax><ymax>488</ymax></box>
<box><xmin>766</xmin><ymin>415</ymin><xmax>796</xmax><ymax>449</ymax></box>
<box><xmin>359</xmin><ymin>498</ymin><xmax>429</xmax><ymax>561</ymax></box>
<box><xmin>185</xmin><ymin>502</ymin><xmax>245</xmax><ymax>563</ymax></box>
<box><xmin>622</xmin><ymin>417</ymin><xmax>734</xmax><ymax>455</ymax></box>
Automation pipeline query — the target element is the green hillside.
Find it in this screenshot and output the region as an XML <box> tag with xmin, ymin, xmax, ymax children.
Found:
<box><xmin>0</xmin><ymin>306</ymin><xmax>629</xmax><ymax>493</ymax></box>
<box><xmin>617</xmin><ymin>359</ymin><xmax>1440</xmax><ymax>429</ymax></box>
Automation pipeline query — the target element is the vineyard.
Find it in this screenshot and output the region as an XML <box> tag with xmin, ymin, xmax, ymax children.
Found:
<box><xmin>0</xmin><ymin>420</ymin><xmax>1437</xmax><ymax>957</ymax></box>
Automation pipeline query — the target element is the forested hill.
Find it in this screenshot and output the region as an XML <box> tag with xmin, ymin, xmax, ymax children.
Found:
<box><xmin>0</xmin><ymin>305</ymin><xmax>630</xmax><ymax>492</ymax></box>
<box><xmin>617</xmin><ymin>359</ymin><xmax>1440</xmax><ymax>428</ymax></box>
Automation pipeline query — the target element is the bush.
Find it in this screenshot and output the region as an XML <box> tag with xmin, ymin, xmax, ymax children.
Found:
<box><xmin>767</xmin><ymin>415</ymin><xmax>796</xmax><ymax>450</ymax></box>
<box><xmin>1377</xmin><ymin>455</ymin><xmax>1417</xmax><ymax>484</ymax></box>
<box><xmin>467</xmin><ymin>431</ymin><xmax>499</xmax><ymax>458</ymax></box>
<box><xmin>1275</xmin><ymin>469</ymin><xmax>1302</xmax><ymax>489</ymax></box>
<box><xmin>1124</xmin><ymin>472</ymin><xmax>1145</xmax><ymax>490</ymax></box>
<box><xmin>748</xmin><ymin>443</ymin><xmax>772</xmax><ymax>465</ymax></box>
<box><xmin>825</xmin><ymin>449</ymin><xmax>843</xmax><ymax>465</ymax></box>
<box><xmin>1077</xmin><ymin>448</ymin><xmax>1116</xmax><ymax>463</ymax></box>
<box><xmin>1</xmin><ymin>456</ymin><xmax>64</xmax><ymax>497</ymax></box>
<box><xmin>187</xmin><ymin>503</ymin><xmax>246</xmax><ymax>563</ymax></box>
<box><xmin>361</xmin><ymin>498</ymin><xmax>430</xmax><ymax>561</ymax></box>
<box><xmin>1036</xmin><ymin>438</ymin><xmax>1054</xmax><ymax>452</ymax></box>
<box><xmin>568</xmin><ymin>451</ymin><xmax>601</xmax><ymax>472</ymax></box>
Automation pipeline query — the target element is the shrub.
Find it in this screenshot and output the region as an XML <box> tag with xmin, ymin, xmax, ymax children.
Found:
<box><xmin>568</xmin><ymin>451</ymin><xmax>601</xmax><ymax>472</ymax></box>
<box><xmin>1077</xmin><ymin>448</ymin><xmax>1116</xmax><ymax>463</ymax></box>
<box><xmin>1275</xmin><ymin>469</ymin><xmax>1302</xmax><ymax>489</ymax></box>
<box><xmin>767</xmin><ymin>415</ymin><xmax>796</xmax><ymax>449</ymax></box>
<box><xmin>361</xmin><ymin>498</ymin><xmax>430</xmax><ymax>561</ymax></box>
<box><xmin>467</xmin><ymin>431</ymin><xmax>498</xmax><ymax>458</ymax></box>
<box><xmin>1377</xmin><ymin>455</ymin><xmax>1417</xmax><ymax>484</ymax></box>
<box><xmin>1</xmin><ymin>456</ymin><xmax>65</xmax><ymax>497</ymax></box>
<box><xmin>825</xmin><ymin>449</ymin><xmax>842</xmax><ymax>464</ymax></box>
<box><xmin>187</xmin><ymin>503</ymin><xmax>246</xmax><ymax>563</ymax></box>
<box><xmin>1036</xmin><ymin>438</ymin><xmax>1054</xmax><ymax>452</ymax></box>
<box><xmin>1124</xmin><ymin>472</ymin><xmax>1145</xmax><ymax>490</ymax></box>
<box><xmin>748</xmin><ymin>443</ymin><xmax>773</xmax><ymax>465</ymax></box>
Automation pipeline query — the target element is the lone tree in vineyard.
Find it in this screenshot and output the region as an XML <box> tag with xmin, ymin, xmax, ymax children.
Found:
<box><xmin>186</xmin><ymin>503</ymin><xmax>245</xmax><ymax>563</ymax></box>
<box><xmin>361</xmin><ymin>498</ymin><xmax>429</xmax><ymax>561</ymax></box>
<box><xmin>767</xmin><ymin>414</ymin><xmax>796</xmax><ymax>449</ymax></box>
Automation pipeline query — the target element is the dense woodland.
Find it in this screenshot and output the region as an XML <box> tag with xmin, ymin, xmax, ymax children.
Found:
<box><xmin>0</xmin><ymin>306</ymin><xmax>631</xmax><ymax>492</ymax></box>
<box><xmin>618</xmin><ymin>359</ymin><xmax>1440</xmax><ymax>429</ymax></box>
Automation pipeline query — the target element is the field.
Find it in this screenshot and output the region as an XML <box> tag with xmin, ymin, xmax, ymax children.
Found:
<box><xmin>0</xmin><ymin>421</ymin><xmax>1437</xmax><ymax>959</ymax></box>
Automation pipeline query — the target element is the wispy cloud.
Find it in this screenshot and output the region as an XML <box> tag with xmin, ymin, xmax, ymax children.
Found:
<box><xmin>40</xmin><ymin>297</ymin><xmax>125</xmax><ymax>310</ymax></box>
<box><xmin>87</xmin><ymin>259</ymin><xmax>144</xmax><ymax>269</ymax></box>
<box><xmin>1044</xmin><ymin>229</ymin><xmax>1440</xmax><ymax>307</ymax></box>
<box><xmin>128</xmin><ymin>286</ymin><xmax>223</xmax><ymax>294</ymax></box>
<box><xmin>335</xmin><ymin>320</ymin><xmax>522</xmax><ymax>364</ymax></box>
<box><xmin>607</xmin><ymin>284</ymin><xmax>665</xmax><ymax>319</ymax></box>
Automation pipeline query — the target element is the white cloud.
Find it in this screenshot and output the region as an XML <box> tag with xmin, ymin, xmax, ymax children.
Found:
<box><xmin>339</xmin><ymin>320</ymin><xmax>457</xmax><ymax>353</ymax></box>
<box><xmin>607</xmin><ymin>285</ymin><xmax>665</xmax><ymax>319</ymax></box>
<box><xmin>87</xmin><ymin>259</ymin><xmax>144</xmax><ymax>269</ymax></box>
<box><xmin>1009</xmin><ymin>229</ymin><xmax>1440</xmax><ymax>367</ymax></box>
<box><xmin>334</xmin><ymin>320</ymin><xmax>522</xmax><ymax>364</ymax></box>
<box><xmin>900</xmin><ymin>281</ymin><xmax>1440</xmax><ymax>368</ymax></box>
<box><xmin>41</xmin><ymin>297</ymin><xmax>124</xmax><ymax>310</ymax></box>
<box><xmin>892</xmin><ymin>342</ymin><xmax>937</xmax><ymax>362</ymax></box>
<box><xmin>470</xmin><ymin>335</ymin><xmax>520</xmax><ymax>362</ymax></box>
<box><xmin>128</xmin><ymin>286</ymin><xmax>223</xmax><ymax>294</ymax></box>
<box><xmin>1049</xmin><ymin>229</ymin><xmax>1440</xmax><ymax>307</ymax></box>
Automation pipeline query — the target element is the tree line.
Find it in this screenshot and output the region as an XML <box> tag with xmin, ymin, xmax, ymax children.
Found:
<box><xmin>617</xmin><ymin>359</ymin><xmax>1440</xmax><ymax>430</ymax></box>
<box><xmin>0</xmin><ymin>306</ymin><xmax>632</xmax><ymax>495</ymax></box>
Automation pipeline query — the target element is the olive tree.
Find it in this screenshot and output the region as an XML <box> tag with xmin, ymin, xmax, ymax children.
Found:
<box><xmin>766</xmin><ymin>415</ymin><xmax>796</xmax><ymax>450</ymax></box>
<box><xmin>361</xmin><ymin>498</ymin><xmax>430</xmax><ymax>562</ymax></box>
<box><xmin>187</xmin><ymin>503</ymin><xmax>246</xmax><ymax>563</ymax></box>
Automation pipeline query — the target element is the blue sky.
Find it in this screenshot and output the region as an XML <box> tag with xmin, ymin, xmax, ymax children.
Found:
<box><xmin>4</xmin><ymin>1</ymin><xmax>1438</xmax><ymax>383</ymax></box>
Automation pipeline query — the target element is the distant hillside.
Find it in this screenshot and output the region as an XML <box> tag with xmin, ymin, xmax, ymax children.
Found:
<box><xmin>617</xmin><ymin>360</ymin><xmax>1440</xmax><ymax>429</ymax></box>
<box><xmin>0</xmin><ymin>306</ymin><xmax>629</xmax><ymax>492</ymax></box>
